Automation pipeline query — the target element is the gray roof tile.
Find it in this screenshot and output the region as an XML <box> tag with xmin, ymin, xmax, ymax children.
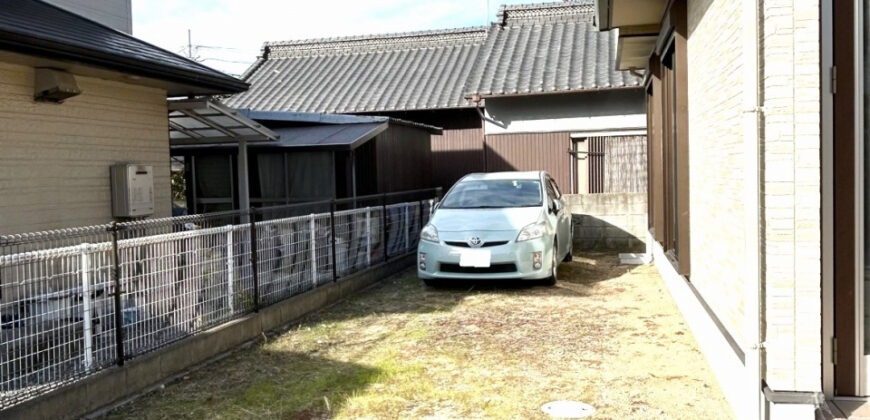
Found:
<box><xmin>226</xmin><ymin>27</ymin><xmax>487</xmax><ymax>113</ymax></box>
<box><xmin>227</xmin><ymin>1</ymin><xmax>640</xmax><ymax>113</ymax></box>
<box><xmin>465</xmin><ymin>1</ymin><xmax>641</xmax><ymax>97</ymax></box>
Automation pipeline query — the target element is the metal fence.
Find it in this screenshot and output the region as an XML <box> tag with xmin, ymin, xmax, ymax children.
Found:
<box><xmin>0</xmin><ymin>188</ymin><xmax>439</xmax><ymax>411</ymax></box>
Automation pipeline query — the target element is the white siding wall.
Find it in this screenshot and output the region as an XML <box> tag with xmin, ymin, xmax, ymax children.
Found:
<box><xmin>43</xmin><ymin>0</ymin><xmax>132</xmax><ymax>34</ymax></box>
<box><xmin>482</xmin><ymin>90</ymin><xmax>646</xmax><ymax>135</ymax></box>
<box><xmin>684</xmin><ymin>0</ymin><xmax>823</xmax><ymax>402</ymax></box>
<box><xmin>0</xmin><ymin>61</ymin><xmax>170</xmax><ymax>234</ymax></box>
<box><xmin>687</xmin><ymin>0</ymin><xmax>747</xmax><ymax>352</ymax></box>
<box><xmin>760</xmin><ymin>0</ymin><xmax>822</xmax><ymax>393</ymax></box>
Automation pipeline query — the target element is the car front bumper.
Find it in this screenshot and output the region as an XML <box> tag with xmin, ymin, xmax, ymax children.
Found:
<box><xmin>416</xmin><ymin>236</ymin><xmax>555</xmax><ymax>280</ymax></box>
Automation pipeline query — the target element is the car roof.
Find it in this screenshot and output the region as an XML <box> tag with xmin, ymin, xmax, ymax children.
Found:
<box><xmin>459</xmin><ymin>171</ymin><xmax>544</xmax><ymax>181</ymax></box>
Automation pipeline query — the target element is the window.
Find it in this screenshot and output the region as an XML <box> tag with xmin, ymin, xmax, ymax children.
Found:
<box><xmin>646</xmin><ymin>0</ymin><xmax>690</xmax><ymax>276</ymax></box>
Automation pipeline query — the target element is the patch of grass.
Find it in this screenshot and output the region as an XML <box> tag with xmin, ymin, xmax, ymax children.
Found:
<box><xmin>109</xmin><ymin>255</ymin><xmax>734</xmax><ymax>419</ymax></box>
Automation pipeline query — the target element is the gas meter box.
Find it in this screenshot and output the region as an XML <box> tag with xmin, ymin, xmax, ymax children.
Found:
<box><xmin>111</xmin><ymin>164</ymin><xmax>154</xmax><ymax>217</ymax></box>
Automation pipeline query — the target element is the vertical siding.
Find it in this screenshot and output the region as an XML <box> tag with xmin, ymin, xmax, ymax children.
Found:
<box><xmin>431</xmin><ymin>127</ymin><xmax>485</xmax><ymax>188</ymax></box>
<box><xmin>484</xmin><ymin>132</ymin><xmax>572</xmax><ymax>191</ymax></box>
<box><xmin>375</xmin><ymin>123</ymin><xmax>433</xmax><ymax>193</ymax></box>
<box><xmin>370</xmin><ymin>109</ymin><xmax>484</xmax><ymax>190</ymax></box>
<box><xmin>0</xmin><ymin>62</ymin><xmax>170</xmax><ymax>234</ymax></box>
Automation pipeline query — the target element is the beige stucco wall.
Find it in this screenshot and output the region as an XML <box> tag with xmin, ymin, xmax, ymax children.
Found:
<box><xmin>760</xmin><ymin>0</ymin><xmax>822</xmax><ymax>393</ymax></box>
<box><xmin>0</xmin><ymin>61</ymin><xmax>170</xmax><ymax>234</ymax></box>
<box><xmin>686</xmin><ymin>0</ymin><xmax>747</xmax><ymax>350</ymax></box>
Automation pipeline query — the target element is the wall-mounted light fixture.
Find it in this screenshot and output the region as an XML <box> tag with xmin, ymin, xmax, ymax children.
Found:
<box><xmin>34</xmin><ymin>68</ymin><xmax>81</xmax><ymax>103</ymax></box>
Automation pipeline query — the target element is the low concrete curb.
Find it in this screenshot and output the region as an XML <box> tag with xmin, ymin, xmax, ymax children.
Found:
<box><xmin>3</xmin><ymin>254</ymin><xmax>415</xmax><ymax>420</ymax></box>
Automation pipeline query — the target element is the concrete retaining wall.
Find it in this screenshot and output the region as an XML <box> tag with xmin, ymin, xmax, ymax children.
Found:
<box><xmin>3</xmin><ymin>254</ymin><xmax>415</xmax><ymax>420</ymax></box>
<box><xmin>566</xmin><ymin>193</ymin><xmax>647</xmax><ymax>253</ymax></box>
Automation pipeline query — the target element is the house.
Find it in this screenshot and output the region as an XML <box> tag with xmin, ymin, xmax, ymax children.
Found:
<box><xmin>225</xmin><ymin>1</ymin><xmax>646</xmax><ymax>195</ymax></box>
<box><xmin>41</xmin><ymin>0</ymin><xmax>133</xmax><ymax>34</ymax></box>
<box><xmin>594</xmin><ymin>0</ymin><xmax>861</xmax><ymax>418</ymax></box>
<box><xmin>171</xmin><ymin>111</ymin><xmax>439</xmax><ymax>213</ymax></box>
<box><xmin>0</xmin><ymin>0</ymin><xmax>250</xmax><ymax>234</ymax></box>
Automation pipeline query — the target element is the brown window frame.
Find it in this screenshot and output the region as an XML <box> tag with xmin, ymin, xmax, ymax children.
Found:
<box><xmin>646</xmin><ymin>0</ymin><xmax>690</xmax><ymax>277</ymax></box>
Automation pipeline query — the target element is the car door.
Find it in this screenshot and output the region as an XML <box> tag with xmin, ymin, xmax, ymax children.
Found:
<box><xmin>547</xmin><ymin>176</ymin><xmax>571</xmax><ymax>256</ymax></box>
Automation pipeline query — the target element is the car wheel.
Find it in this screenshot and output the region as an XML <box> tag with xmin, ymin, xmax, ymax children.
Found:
<box><xmin>562</xmin><ymin>239</ymin><xmax>573</xmax><ymax>262</ymax></box>
<box><xmin>542</xmin><ymin>241</ymin><xmax>558</xmax><ymax>286</ymax></box>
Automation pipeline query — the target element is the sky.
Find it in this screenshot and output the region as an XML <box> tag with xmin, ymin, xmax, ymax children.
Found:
<box><xmin>132</xmin><ymin>0</ymin><xmax>551</xmax><ymax>76</ymax></box>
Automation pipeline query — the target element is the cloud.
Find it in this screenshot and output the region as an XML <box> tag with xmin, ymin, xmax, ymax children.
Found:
<box><xmin>132</xmin><ymin>0</ymin><xmax>540</xmax><ymax>76</ymax></box>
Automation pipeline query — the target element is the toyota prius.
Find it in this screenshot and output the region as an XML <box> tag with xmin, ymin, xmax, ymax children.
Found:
<box><xmin>417</xmin><ymin>171</ymin><xmax>572</xmax><ymax>286</ymax></box>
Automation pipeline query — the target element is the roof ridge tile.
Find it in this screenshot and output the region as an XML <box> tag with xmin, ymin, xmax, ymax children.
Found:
<box><xmin>264</xmin><ymin>26</ymin><xmax>488</xmax><ymax>59</ymax></box>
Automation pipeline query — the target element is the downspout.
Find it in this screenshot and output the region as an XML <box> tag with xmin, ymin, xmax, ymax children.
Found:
<box><xmin>742</xmin><ymin>0</ymin><xmax>764</xmax><ymax>417</ymax></box>
<box><xmin>470</xmin><ymin>95</ymin><xmax>507</xmax><ymax>129</ymax></box>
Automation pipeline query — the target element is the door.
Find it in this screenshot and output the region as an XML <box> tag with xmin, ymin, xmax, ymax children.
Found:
<box><xmin>546</xmin><ymin>175</ymin><xmax>571</xmax><ymax>258</ymax></box>
<box><xmin>833</xmin><ymin>0</ymin><xmax>867</xmax><ymax>396</ymax></box>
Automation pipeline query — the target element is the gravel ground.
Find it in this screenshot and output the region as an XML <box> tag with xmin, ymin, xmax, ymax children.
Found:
<box><xmin>107</xmin><ymin>253</ymin><xmax>733</xmax><ymax>419</ymax></box>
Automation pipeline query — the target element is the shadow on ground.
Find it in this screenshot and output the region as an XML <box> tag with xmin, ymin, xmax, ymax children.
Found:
<box><xmin>108</xmin><ymin>350</ymin><xmax>379</xmax><ymax>420</ymax></box>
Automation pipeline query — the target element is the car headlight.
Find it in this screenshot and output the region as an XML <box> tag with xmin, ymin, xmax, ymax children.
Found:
<box><xmin>516</xmin><ymin>221</ymin><xmax>546</xmax><ymax>242</ymax></box>
<box><xmin>420</xmin><ymin>224</ymin><xmax>439</xmax><ymax>243</ymax></box>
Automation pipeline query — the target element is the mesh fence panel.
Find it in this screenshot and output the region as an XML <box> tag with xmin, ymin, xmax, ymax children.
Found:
<box><xmin>0</xmin><ymin>189</ymin><xmax>439</xmax><ymax>411</ymax></box>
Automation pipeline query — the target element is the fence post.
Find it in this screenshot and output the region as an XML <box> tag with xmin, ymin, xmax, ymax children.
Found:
<box><xmin>309</xmin><ymin>214</ymin><xmax>317</xmax><ymax>287</ymax></box>
<box><xmin>248</xmin><ymin>208</ymin><xmax>260</xmax><ymax>313</ymax></box>
<box><xmin>381</xmin><ymin>194</ymin><xmax>388</xmax><ymax>262</ymax></box>
<box><xmin>80</xmin><ymin>243</ymin><xmax>93</xmax><ymax>372</ymax></box>
<box><xmin>330</xmin><ymin>200</ymin><xmax>338</xmax><ymax>282</ymax></box>
<box><xmin>418</xmin><ymin>199</ymin><xmax>424</xmax><ymax>244</ymax></box>
<box><xmin>404</xmin><ymin>203</ymin><xmax>410</xmax><ymax>253</ymax></box>
<box><xmin>225</xmin><ymin>226</ymin><xmax>234</xmax><ymax>314</ymax></box>
<box><xmin>365</xmin><ymin>207</ymin><xmax>371</xmax><ymax>267</ymax></box>
<box><xmin>109</xmin><ymin>222</ymin><xmax>125</xmax><ymax>366</ymax></box>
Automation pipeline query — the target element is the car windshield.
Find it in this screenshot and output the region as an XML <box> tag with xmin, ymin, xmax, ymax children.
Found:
<box><xmin>439</xmin><ymin>179</ymin><xmax>543</xmax><ymax>209</ymax></box>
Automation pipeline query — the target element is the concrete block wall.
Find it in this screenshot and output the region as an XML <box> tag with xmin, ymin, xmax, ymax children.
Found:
<box><xmin>565</xmin><ymin>193</ymin><xmax>646</xmax><ymax>253</ymax></box>
<box><xmin>0</xmin><ymin>62</ymin><xmax>171</xmax><ymax>234</ymax></box>
<box><xmin>760</xmin><ymin>0</ymin><xmax>822</xmax><ymax>393</ymax></box>
<box><xmin>686</xmin><ymin>0</ymin><xmax>748</xmax><ymax>354</ymax></box>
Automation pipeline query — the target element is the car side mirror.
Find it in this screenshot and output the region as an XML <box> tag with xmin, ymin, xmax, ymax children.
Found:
<box><xmin>551</xmin><ymin>200</ymin><xmax>562</xmax><ymax>214</ymax></box>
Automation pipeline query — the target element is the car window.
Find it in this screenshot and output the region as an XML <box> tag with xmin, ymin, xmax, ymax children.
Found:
<box><xmin>544</xmin><ymin>179</ymin><xmax>557</xmax><ymax>208</ymax></box>
<box><xmin>549</xmin><ymin>178</ymin><xmax>563</xmax><ymax>198</ymax></box>
<box><xmin>440</xmin><ymin>179</ymin><xmax>543</xmax><ymax>209</ymax></box>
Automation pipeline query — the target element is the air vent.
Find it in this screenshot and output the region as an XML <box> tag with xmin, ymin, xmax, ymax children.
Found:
<box><xmin>34</xmin><ymin>68</ymin><xmax>81</xmax><ymax>103</ymax></box>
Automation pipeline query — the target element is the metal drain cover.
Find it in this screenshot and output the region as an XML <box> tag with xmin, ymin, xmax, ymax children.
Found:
<box><xmin>541</xmin><ymin>400</ymin><xmax>596</xmax><ymax>418</ymax></box>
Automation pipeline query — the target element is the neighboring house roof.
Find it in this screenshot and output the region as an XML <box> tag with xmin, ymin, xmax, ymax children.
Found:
<box><xmin>0</xmin><ymin>0</ymin><xmax>248</xmax><ymax>96</ymax></box>
<box><xmin>229</xmin><ymin>1</ymin><xmax>640</xmax><ymax>114</ymax></box>
<box><xmin>172</xmin><ymin>111</ymin><xmax>442</xmax><ymax>152</ymax></box>
<box><xmin>244</xmin><ymin>110</ymin><xmax>443</xmax><ymax>134</ymax></box>
<box><xmin>225</xmin><ymin>27</ymin><xmax>487</xmax><ymax>113</ymax></box>
<box><xmin>464</xmin><ymin>1</ymin><xmax>641</xmax><ymax>98</ymax></box>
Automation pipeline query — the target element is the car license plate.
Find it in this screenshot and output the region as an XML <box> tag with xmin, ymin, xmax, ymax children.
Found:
<box><xmin>459</xmin><ymin>250</ymin><xmax>491</xmax><ymax>268</ymax></box>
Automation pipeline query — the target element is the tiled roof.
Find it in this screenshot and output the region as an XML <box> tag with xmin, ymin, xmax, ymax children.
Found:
<box><xmin>225</xmin><ymin>27</ymin><xmax>487</xmax><ymax>113</ymax></box>
<box><xmin>0</xmin><ymin>0</ymin><xmax>248</xmax><ymax>95</ymax></box>
<box><xmin>465</xmin><ymin>1</ymin><xmax>641</xmax><ymax>97</ymax></box>
<box><xmin>228</xmin><ymin>1</ymin><xmax>640</xmax><ymax>113</ymax></box>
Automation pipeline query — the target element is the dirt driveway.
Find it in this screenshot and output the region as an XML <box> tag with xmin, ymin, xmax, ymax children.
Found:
<box><xmin>108</xmin><ymin>253</ymin><xmax>733</xmax><ymax>419</ymax></box>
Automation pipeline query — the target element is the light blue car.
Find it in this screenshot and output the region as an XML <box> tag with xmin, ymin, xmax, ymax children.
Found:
<box><xmin>417</xmin><ymin>171</ymin><xmax>572</xmax><ymax>286</ymax></box>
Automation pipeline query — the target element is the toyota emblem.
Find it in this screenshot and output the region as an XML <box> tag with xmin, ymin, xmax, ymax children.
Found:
<box><xmin>467</xmin><ymin>236</ymin><xmax>482</xmax><ymax>247</ymax></box>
